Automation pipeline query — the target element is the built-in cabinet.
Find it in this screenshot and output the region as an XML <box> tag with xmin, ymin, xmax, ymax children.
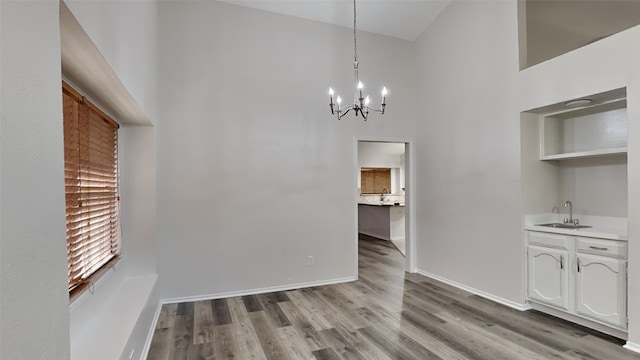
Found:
<box><xmin>528</xmin><ymin>245</ymin><xmax>569</xmax><ymax>310</ymax></box>
<box><xmin>575</xmin><ymin>252</ymin><xmax>627</xmax><ymax>326</ymax></box>
<box><xmin>522</xmin><ymin>87</ymin><xmax>630</xmax><ymax>338</ymax></box>
<box><xmin>526</xmin><ymin>231</ymin><xmax>628</xmax><ymax>332</ymax></box>
<box><xmin>527</xmin><ymin>232</ymin><xmax>571</xmax><ymax>310</ymax></box>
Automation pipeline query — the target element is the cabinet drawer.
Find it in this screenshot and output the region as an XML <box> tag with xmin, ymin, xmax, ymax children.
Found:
<box><xmin>528</xmin><ymin>231</ymin><xmax>571</xmax><ymax>250</ymax></box>
<box><xmin>577</xmin><ymin>238</ymin><xmax>627</xmax><ymax>259</ymax></box>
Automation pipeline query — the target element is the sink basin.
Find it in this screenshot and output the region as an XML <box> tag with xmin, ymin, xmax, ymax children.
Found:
<box><xmin>536</xmin><ymin>223</ymin><xmax>592</xmax><ymax>229</ymax></box>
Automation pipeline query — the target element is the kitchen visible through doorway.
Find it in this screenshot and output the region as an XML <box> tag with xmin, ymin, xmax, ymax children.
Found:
<box><xmin>356</xmin><ymin>140</ymin><xmax>411</xmax><ymax>267</ymax></box>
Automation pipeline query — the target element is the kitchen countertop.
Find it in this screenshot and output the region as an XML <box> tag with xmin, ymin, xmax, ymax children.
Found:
<box><xmin>358</xmin><ymin>202</ymin><xmax>405</xmax><ymax>207</ymax></box>
<box><xmin>524</xmin><ymin>214</ymin><xmax>627</xmax><ymax>241</ymax></box>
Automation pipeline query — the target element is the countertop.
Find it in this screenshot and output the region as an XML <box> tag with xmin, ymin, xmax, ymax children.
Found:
<box><xmin>524</xmin><ymin>214</ymin><xmax>627</xmax><ymax>241</ymax></box>
<box><xmin>358</xmin><ymin>202</ymin><xmax>405</xmax><ymax>207</ymax></box>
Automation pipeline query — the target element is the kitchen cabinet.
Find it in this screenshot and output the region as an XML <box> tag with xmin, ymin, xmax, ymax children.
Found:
<box><xmin>358</xmin><ymin>203</ymin><xmax>404</xmax><ymax>241</ymax></box>
<box><xmin>528</xmin><ymin>245</ymin><xmax>569</xmax><ymax>310</ymax></box>
<box><xmin>575</xmin><ymin>253</ymin><xmax>627</xmax><ymax>327</ymax></box>
<box><xmin>526</xmin><ymin>231</ymin><xmax>628</xmax><ymax>333</ymax></box>
<box><xmin>389</xmin><ymin>206</ymin><xmax>405</xmax><ymax>241</ymax></box>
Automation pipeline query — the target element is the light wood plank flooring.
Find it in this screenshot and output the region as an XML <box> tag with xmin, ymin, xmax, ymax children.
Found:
<box><xmin>147</xmin><ymin>237</ymin><xmax>640</xmax><ymax>360</ymax></box>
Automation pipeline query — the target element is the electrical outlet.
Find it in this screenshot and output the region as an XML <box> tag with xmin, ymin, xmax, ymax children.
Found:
<box><xmin>128</xmin><ymin>349</ymin><xmax>135</xmax><ymax>360</ymax></box>
<box><xmin>307</xmin><ymin>256</ymin><xmax>314</xmax><ymax>266</ymax></box>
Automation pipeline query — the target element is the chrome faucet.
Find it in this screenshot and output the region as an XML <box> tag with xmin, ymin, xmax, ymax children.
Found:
<box><xmin>380</xmin><ymin>189</ymin><xmax>387</xmax><ymax>201</ymax></box>
<box><xmin>563</xmin><ymin>201</ymin><xmax>579</xmax><ymax>225</ymax></box>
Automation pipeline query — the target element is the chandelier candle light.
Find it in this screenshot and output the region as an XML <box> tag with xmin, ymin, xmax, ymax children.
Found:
<box><xmin>328</xmin><ymin>0</ymin><xmax>387</xmax><ymax>121</ymax></box>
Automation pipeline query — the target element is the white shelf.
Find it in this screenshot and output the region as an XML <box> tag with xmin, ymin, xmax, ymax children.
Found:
<box><xmin>541</xmin><ymin>147</ymin><xmax>627</xmax><ymax>161</ymax></box>
<box><xmin>540</xmin><ymin>98</ymin><xmax>627</xmax><ymax>161</ymax></box>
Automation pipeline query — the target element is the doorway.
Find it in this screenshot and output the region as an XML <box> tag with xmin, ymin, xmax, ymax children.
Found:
<box><xmin>355</xmin><ymin>138</ymin><xmax>415</xmax><ymax>274</ymax></box>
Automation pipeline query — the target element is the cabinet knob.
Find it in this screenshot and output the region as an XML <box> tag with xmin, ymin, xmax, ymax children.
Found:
<box><xmin>560</xmin><ymin>255</ymin><xmax>564</xmax><ymax>270</ymax></box>
<box><xmin>588</xmin><ymin>245</ymin><xmax>608</xmax><ymax>251</ymax></box>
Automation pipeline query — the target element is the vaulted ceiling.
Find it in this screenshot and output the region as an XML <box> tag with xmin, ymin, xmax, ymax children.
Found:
<box><xmin>217</xmin><ymin>0</ymin><xmax>452</xmax><ymax>41</ymax></box>
<box><xmin>217</xmin><ymin>0</ymin><xmax>640</xmax><ymax>68</ymax></box>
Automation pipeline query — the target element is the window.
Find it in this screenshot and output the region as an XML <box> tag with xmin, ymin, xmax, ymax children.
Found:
<box><xmin>62</xmin><ymin>82</ymin><xmax>120</xmax><ymax>294</ymax></box>
<box><xmin>360</xmin><ymin>168</ymin><xmax>391</xmax><ymax>194</ymax></box>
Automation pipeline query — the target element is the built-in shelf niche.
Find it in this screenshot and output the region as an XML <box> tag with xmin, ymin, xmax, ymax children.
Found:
<box><xmin>520</xmin><ymin>87</ymin><xmax>629</xmax><ymax>218</ymax></box>
<box><xmin>538</xmin><ymin>90</ymin><xmax>627</xmax><ymax>161</ymax></box>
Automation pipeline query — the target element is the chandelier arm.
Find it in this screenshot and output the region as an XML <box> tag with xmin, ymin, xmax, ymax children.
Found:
<box><xmin>338</xmin><ymin>107</ymin><xmax>353</xmax><ymax>120</ymax></box>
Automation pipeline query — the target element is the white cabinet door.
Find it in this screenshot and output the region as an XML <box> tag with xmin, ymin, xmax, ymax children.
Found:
<box><xmin>528</xmin><ymin>245</ymin><xmax>569</xmax><ymax>310</ymax></box>
<box><xmin>575</xmin><ymin>253</ymin><xmax>627</xmax><ymax>328</ymax></box>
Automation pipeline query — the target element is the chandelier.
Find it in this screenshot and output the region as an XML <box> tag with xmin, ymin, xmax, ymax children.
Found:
<box><xmin>328</xmin><ymin>0</ymin><xmax>387</xmax><ymax>121</ymax></box>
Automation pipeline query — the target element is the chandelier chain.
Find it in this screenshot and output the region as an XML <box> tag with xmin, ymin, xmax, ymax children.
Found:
<box><xmin>353</xmin><ymin>0</ymin><xmax>357</xmax><ymax>62</ymax></box>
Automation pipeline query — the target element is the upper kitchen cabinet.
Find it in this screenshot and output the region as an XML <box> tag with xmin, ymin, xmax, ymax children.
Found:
<box><xmin>533</xmin><ymin>88</ymin><xmax>628</xmax><ymax>161</ymax></box>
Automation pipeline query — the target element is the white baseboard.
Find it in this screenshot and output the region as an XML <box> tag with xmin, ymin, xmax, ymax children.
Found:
<box><xmin>139</xmin><ymin>301</ymin><xmax>164</xmax><ymax>360</ymax></box>
<box><xmin>529</xmin><ymin>302</ymin><xmax>627</xmax><ymax>339</ymax></box>
<box><xmin>624</xmin><ymin>342</ymin><xmax>640</xmax><ymax>354</ymax></box>
<box><xmin>358</xmin><ymin>231</ymin><xmax>390</xmax><ymax>241</ymax></box>
<box><xmin>159</xmin><ymin>276</ymin><xmax>357</xmax><ymax>305</ymax></box>
<box><xmin>416</xmin><ymin>269</ymin><xmax>531</xmax><ymax>311</ymax></box>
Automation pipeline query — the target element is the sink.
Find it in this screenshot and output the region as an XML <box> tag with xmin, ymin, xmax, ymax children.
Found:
<box><xmin>536</xmin><ymin>223</ymin><xmax>592</xmax><ymax>229</ymax></box>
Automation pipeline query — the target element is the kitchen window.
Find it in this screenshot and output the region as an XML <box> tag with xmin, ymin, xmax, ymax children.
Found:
<box><xmin>62</xmin><ymin>81</ymin><xmax>120</xmax><ymax>296</ymax></box>
<box><xmin>361</xmin><ymin>168</ymin><xmax>391</xmax><ymax>194</ymax></box>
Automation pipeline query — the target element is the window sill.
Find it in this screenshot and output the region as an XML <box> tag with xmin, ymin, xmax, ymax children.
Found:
<box><xmin>69</xmin><ymin>255</ymin><xmax>121</xmax><ymax>305</ymax></box>
<box><xmin>70</xmin><ymin>273</ymin><xmax>158</xmax><ymax>360</ymax></box>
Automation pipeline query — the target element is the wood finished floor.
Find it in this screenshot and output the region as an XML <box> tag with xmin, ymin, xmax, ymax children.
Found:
<box><xmin>147</xmin><ymin>237</ymin><xmax>640</xmax><ymax>360</ymax></box>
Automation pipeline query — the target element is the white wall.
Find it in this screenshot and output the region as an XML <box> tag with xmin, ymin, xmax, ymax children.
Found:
<box><xmin>156</xmin><ymin>1</ymin><xmax>419</xmax><ymax>300</ymax></box>
<box><xmin>64</xmin><ymin>0</ymin><xmax>157</xmax><ymax>123</ymax></box>
<box><xmin>358</xmin><ymin>142</ymin><xmax>405</xmax><ymax>168</ymax></box>
<box><xmin>358</xmin><ymin>142</ymin><xmax>405</xmax><ymax>193</ymax></box>
<box><xmin>519</xmin><ymin>23</ymin><xmax>640</xmax><ymax>348</ymax></box>
<box><xmin>0</xmin><ymin>1</ymin><xmax>71</xmax><ymax>358</ymax></box>
<box><xmin>414</xmin><ymin>1</ymin><xmax>523</xmax><ymax>305</ymax></box>
<box><xmin>557</xmin><ymin>157</ymin><xmax>627</xmax><ymax>217</ymax></box>
<box><xmin>520</xmin><ymin>113</ymin><xmax>559</xmax><ymax>215</ymax></box>
<box><xmin>119</xmin><ymin>126</ymin><xmax>158</xmax><ymax>277</ymax></box>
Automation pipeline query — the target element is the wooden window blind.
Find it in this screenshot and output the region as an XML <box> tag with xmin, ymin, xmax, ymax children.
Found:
<box><xmin>62</xmin><ymin>82</ymin><xmax>120</xmax><ymax>293</ymax></box>
<box><xmin>360</xmin><ymin>168</ymin><xmax>391</xmax><ymax>194</ymax></box>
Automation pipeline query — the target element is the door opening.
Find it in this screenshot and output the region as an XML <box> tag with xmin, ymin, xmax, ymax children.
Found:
<box><xmin>355</xmin><ymin>138</ymin><xmax>415</xmax><ymax>274</ymax></box>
